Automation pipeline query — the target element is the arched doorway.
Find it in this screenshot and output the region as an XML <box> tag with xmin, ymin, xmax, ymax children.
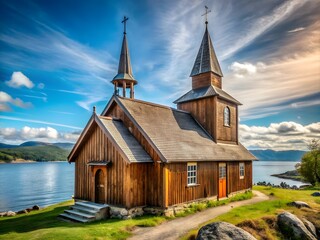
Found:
<box><xmin>95</xmin><ymin>169</ymin><xmax>105</xmax><ymax>203</ymax></box>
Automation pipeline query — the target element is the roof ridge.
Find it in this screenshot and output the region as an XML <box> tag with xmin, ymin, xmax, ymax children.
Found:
<box><xmin>118</xmin><ymin>97</ymin><xmax>191</xmax><ymax>114</ymax></box>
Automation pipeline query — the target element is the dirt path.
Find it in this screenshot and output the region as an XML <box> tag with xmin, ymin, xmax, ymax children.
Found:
<box><xmin>128</xmin><ymin>190</ymin><xmax>269</xmax><ymax>240</ymax></box>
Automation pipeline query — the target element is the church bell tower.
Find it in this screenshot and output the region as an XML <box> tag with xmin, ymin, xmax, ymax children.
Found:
<box><xmin>174</xmin><ymin>7</ymin><xmax>241</xmax><ymax>144</ymax></box>
<box><xmin>112</xmin><ymin>16</ymin><xmax>137</xmax><ymax>99</ymax></box>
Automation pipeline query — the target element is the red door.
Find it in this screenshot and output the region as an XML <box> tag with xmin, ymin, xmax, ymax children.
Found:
<box><xmin>219</xmin><ymin>164</ymin><xmax>227</xmax><ymax>198</ymax></box>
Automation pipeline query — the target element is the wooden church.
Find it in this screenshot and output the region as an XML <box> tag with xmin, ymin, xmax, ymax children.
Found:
<box><xmin>68</xmin><ymin>16</ymin><xmax>256</xmax><ymax>215</ymax></box>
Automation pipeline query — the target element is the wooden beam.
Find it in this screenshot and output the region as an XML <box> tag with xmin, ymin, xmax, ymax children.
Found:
<box><xmin>130</xmin><ymin>82</ymin><xmax>134</xmax><ymax>99</ymax></box>
<box><xmin>162</xmin><ymin>164</ymin><xmax>169</xmax><ymax>208</ymax></box>
<box><xmin>122</xmin><ymin>81</ymin><xmax>126</xmax><ymax>97</ymax></box>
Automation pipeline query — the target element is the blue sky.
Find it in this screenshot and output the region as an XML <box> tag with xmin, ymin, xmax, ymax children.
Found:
<box><xmin>0</xmin><ymin>0</ymin><xmax>319</xmax><ymax>150</ymax></box>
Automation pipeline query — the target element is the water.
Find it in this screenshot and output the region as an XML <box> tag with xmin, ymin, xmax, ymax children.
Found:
<box><xmin>0</xmin><ymin>162</ymin><xmax>74</xmax><ymax>212</ymax></box>
<box><xmin>253</xmin><ymin>160</ymin><xmax>303</xmax><ymax>186</ymax></box>
<box><xmin>0</xmin><ymin>160</ymin><xmax>303</xmax><ymax>212</ymax></box>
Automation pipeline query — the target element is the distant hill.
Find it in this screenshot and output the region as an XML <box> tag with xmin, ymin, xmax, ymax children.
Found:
<box><xmin>250</xmin><ymin>149</ymin><xmax>306</xmax><ymax>161</ymax></box>
<box><xmin>0</xmin><ymin>145</ymin><xmax>70</xmax><ymax>162</ymax></box>
<box><xmin>0</xmin><ymin>143</ymin><xmax>18</xmax><ymax>149</ymax></box>
<box><xmin>19</xmin><ymin>141</ymin><xmax>74</xmax><ymax>150</ymax></box>
<box><xmin>0</xmin><ymin>141</ymin><xmax>74</xmax><ymax>163</ymax></box>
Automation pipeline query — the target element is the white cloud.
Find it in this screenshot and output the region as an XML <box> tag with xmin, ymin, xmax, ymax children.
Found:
<box><xmin>229</xmin><ymin>62</ymin><xmax>266</xmax><ymax>78</ymax></box>
<box><xmin>288</xmin><ymin>27</ymin><xmax>305</xmax><ymax>33</ymax></box>
<box><xmin>221</xmin><ymin>0</ymin><xmax>306</xmax><ymax>59</ymax></box>
<box><xmin>240</xmin><ymin>121</ymin><xmax>320</xmax><ymax>150</ymax></box>
<box><xmin>0</xmin><ymin>115</ymin><xmax>82</xmax><ymax>130</ymax></box>
<box><xmin>0</xmin><ymin>91</ymin><xmax>33</xmax><ymax>111</ymax></box>
<box><xmin>0</xmin><ymin>126</ymin><xmax>80</xmax><ymax>144</ymax></box>
<box><xmin>5</xmin><ymin>71</ymin><xmax>34</xmax><ymax>89</ymax></box>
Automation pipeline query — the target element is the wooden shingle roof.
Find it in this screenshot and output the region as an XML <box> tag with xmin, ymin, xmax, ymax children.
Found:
<box><xmin>115</xmin><ymin>97</ymin><xmax>255</xmax><ymax>162</ymax></box>
<box><xmin>173</xmin><ymin>85</ymin><xmax>242</xmax><ymax>105</ymax></box>
<box><xmin>97</xmin><ymin>116</ymin><xmax>152</xmax><ymax>163</ymax></box>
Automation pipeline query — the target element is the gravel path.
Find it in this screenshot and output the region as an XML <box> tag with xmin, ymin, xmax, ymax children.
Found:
<box><xmin>128</xmin><ymin>190</ymin><xmax>269</xmax><ymax>240</ymax></box>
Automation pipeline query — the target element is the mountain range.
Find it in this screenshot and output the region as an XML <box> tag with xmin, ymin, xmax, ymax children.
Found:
<box><xmin>0</xmin><ymin>141</ymin><xmax>306</xmax><ymax>162</ymax></box>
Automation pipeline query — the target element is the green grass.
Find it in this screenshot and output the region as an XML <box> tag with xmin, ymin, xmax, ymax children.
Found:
<box><xmin>181</xmin><ymin>186</ymin><xmax>320</xmax><ymax>240</ymax></box>
<box><xmin>0</xmin><ymin>191</ymin><xmax>253</xmax><ymax>240</ymax></box>
<box><xmin>175</xmin><ymin>191</ymin><xmax>253</xmax><ymax>217</ymax></box>
<box><xmin>0</xmin><ymin>200</ymin><xmax>166</xmax><ymax>240</ymax></box>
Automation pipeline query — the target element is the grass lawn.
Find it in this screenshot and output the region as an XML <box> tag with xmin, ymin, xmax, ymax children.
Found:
<box><xmin>181</xmin><ymin>186</ymin><xmax>320</xmax><ymax>240</ymax></box>
<box><xmin>0</xmin><ymin>191</ymin><xmax>253</xmax><ymax>240</ymax></box>
<box><xmin>0</xmin><ymin>201</ymin><xmax>166</xmax><ymax>240</ymax></box>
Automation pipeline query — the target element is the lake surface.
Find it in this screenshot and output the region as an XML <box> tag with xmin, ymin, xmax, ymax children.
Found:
<box><xmin>0</xmin><ymin>160</ymin><xmax>302</xmax><ymax>212</ymax></box>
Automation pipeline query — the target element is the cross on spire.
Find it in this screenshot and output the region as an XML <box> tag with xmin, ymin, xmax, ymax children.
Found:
<box><xmin>201</xmin><ymin>6</ymin><xmax>211</xmax><ymax>25</ymax></box>
<box><xmin>122</xmin><ymin>16</ymin><xmax>129</xmax><ymax>34</ymax></box>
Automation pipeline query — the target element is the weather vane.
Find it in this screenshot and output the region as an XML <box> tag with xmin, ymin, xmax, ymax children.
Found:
<box><xmin>201</xmin><ymin>6</ymin><xmax>211</xmax><ymax>25</ymax></box>
<box><xmin>122</xmin><ymin>16</ymin><xmax>129</xmax><ymax>34</ymax></box>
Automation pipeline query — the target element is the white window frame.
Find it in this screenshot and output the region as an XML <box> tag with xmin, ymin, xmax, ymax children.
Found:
<box><xmin>239</xmin><ymin>162</ymin><xmax>245</xmax><ymax>179</ymax></box>
<box><xmin>187</xmin><ymin>162</ymin><xmax>197</xmax><ymax>186</ymax></box>
<box><xmin>224</xmin><ymin>106</ymin><xmax>230</xmax><ymax>127</ymax></box>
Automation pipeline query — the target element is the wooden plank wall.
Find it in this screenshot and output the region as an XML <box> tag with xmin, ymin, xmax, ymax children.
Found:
<box><xmin>75</xmin><ymin>124</ymin><xmax>127</xmax><ymax>206</ymax></box>
<box><xmin>167</xmin><ymin>162</ymin><xmax>218</xmax><ymax>206</ymax></box>
<box><xmin>178</xmin><ymin>97</ymin><xmax>215</xmax><ymax>140</ymax></box>
<box><xmin>106</xmin><ymin>103</ymin><xmax>163</xmax><ymax>207</ymax></box>
<box><xmin>227</xmin><ymin>161</ymin><xmax>252</xmax><ymax>193</ymax></box>
<box><xmin>216</xmin><ymin>99</ymin><xmax>237</xmax><ymax>143</ymax></box>
<box><xmin>192</xmin><ymin>72</ymin><xmax>222</xmax><ymax>89</ymax></box>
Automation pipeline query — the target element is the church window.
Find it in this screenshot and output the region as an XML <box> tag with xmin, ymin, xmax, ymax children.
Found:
<box><xmin>224</xmin><ymin>107</ymin><xmax>230</xmax><ymax>126</ymax></box>
<box><xmin>239</xmin><ymin>162</ymin><xmax>245</xmax><ymax>179</ymax></box>
<box><xmin>187</xmin><ymin>163</ymin><xmax>197</xmax><ymax>185</ymax></box>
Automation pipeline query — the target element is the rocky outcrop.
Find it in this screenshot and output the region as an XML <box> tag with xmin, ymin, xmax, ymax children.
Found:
<box><xmin>302</xmin><ymin>219</ymin><xmax>317</xmax><ymax>238</ymax></box>
<box><xmin>287</xmin><ymin>201</ymin><xmax>311</xmax><ymax>209</ymax></box>
<box><xmin>0</xmin><ymin>205</ymin><xmax>41</xmax><ymax>217</ymax></box>
<box><xmin>277</xmin><ymin>211</ymin><xmax>317</xmax><ymax>240</ymax></box>
<box><xmin>196</xmin><ymin>221</ymin><xmax>257</xmax><ymax>240</ymax></box>
<box><xmin>311</xmin><ymin>192</ymin><xmax>320</xmax><ymax>197</ymax></box>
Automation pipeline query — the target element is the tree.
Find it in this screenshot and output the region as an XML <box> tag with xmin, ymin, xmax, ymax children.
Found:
<box><xmin>299</xmin><ymin>139</ymin><xmax>320</xmax><ymax>185</ymax></box>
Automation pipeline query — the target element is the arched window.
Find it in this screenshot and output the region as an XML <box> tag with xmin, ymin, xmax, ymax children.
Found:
<box><xmin>224</xmin><ymin>107</ymin><xmax>230</xmax><ymax>126</ymax></box>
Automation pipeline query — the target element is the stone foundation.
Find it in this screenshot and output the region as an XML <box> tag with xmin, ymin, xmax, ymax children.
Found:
<box><xmin>108</xmin><ymin>190</ymin><xmax>251</xmax><ymax>219</ymax></box>
<box><xmin>109</xmin><ymin>206</ymin><xmax>144</xmax><ymax>219</ymax></box>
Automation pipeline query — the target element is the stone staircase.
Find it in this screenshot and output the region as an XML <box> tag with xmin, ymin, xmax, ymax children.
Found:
<box><xmin>59</xmin><ymin>201</ymin><xmax>109</xmax><ymax>223</ymax></box>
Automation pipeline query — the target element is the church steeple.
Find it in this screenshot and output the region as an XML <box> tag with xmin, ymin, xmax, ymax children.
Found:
<box><xmin>112</xmin><ymin>16</ymin><xmax>137</xmax><ymax>99</ymax></box>
<box><xmin>190</xmin><ymin>8</ymin><xmax>223</xmax><ymax>89</ymax></box>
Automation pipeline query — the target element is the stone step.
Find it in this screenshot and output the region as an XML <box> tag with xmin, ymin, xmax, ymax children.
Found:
<box><xmin>75</xmin><ymin>201</ymin><xmax>107</xmax><ymax>211</ymax></box>
<box><xmin>59</xmin><ymin>213</ymin><xmax>88</xmax><ymax>223</ymax></box>
<box><xmin>64</xmin><ymin>209</ymin><xmax>95</xmax><ymax>219</ymax></box>
<box><xmin>71</xmin><ymin>205</ymin><xmax>98</xmax><ymax>215</ymax></box>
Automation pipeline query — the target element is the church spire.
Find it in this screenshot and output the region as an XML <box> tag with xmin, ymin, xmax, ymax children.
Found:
<box><xmin>189</xmin><ymin>6</ymin><xmax>223</xmax><ymax>89</ymax></box>
<box><xmin>112</xmin><ymin>16</ymin><xmax>137</xmax><ymax>99</ymax></box>
<box><xmin>190</xmin><ymin>21</ymin><xmax>223</xmax><ymax>78</ymax></box>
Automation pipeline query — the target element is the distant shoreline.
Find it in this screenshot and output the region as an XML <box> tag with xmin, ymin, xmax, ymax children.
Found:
<box><xmin>0</xmin><ymin>159</ymin><xmax>67</xmax><ymax>164</ymax></box>
<box><xmin>271</xmin><ymin>169</ymin><xmax>308</xmax><ymax>183</ymax></box>
<box><xmin>0</xmin><ymin>159</ymin><xmax>36</xmax><ymax>164</ymax></box>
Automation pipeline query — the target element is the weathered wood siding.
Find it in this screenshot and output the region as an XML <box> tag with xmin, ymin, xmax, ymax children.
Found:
<box><xmin>216</xmin><ymin>98</ymin><xmax>237</xmax><ymax>143</ymax></box>
<box><xmin>166</xmin><ymin>162</ymin><xmax>218</xmax><ymax>206</ymax></box>
<box><xmin>178</xmin><ymin>97</ymin><xmax>216</xmax><ymax>140</ymax></box>
<box><xmin>106</xmin><ymin>103</ymin><xmax>163</xmax><ymax>207</ymax></box>
<box><xmin>74</xmin><ymin>124</ymin><xmax>127</xmax><ymax>206</ymax></box>
<box><xmin>192</xmin><ymin>72</ymin><xmax>222</xmax><ymax>89</ymax></box>
<box><xmin>227</xmin><ymin>161</ymin><xmax>252</xmax><ymax>193</ymax></box>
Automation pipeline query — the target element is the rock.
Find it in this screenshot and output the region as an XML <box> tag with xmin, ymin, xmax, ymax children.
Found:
<box><xmin>6</xmin><ymin>211</ymin><xmax>16</xmax><ymax>217</ymax></box>
<box><xmin>277</xmin><ymin>211</ymin><xmax>317</xmax><ymax>240</ymax></box>
<box><xmin>17</xmin><ymin>209</ymin><xmax>28</xmax><ymax>214</ymax></box>
<box><xmin>32</xmin><ymin>205</ymin><xmax>40</xmax><ymax>210</ymax></box>
<box><xmin>287</xmin><ymin>201</ymin><xmax>311</xmax><ymax>209</ymax></box>
<box><xmin>196</xmin><ymin>221</ymin><xmax>257</xmax><ymax>240</ymax></box>
<box><xmin>311</xmin><ymin>192</ymin><xmax>320</xmax><ymax>197</ymax></box>
<box><xmin>302</xmin><ymin>219</ymin><xmax>317</xmax><ymax>238</ymax></box>
<box><xmin>120</xmin><ymin>209</ymin><xmax>128</xmax><ymax>216</ymax></box>
<box><xmin>0</xmin><ymin>212</ymin><xmax>7</xmax><ymax>217</ymax></box>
